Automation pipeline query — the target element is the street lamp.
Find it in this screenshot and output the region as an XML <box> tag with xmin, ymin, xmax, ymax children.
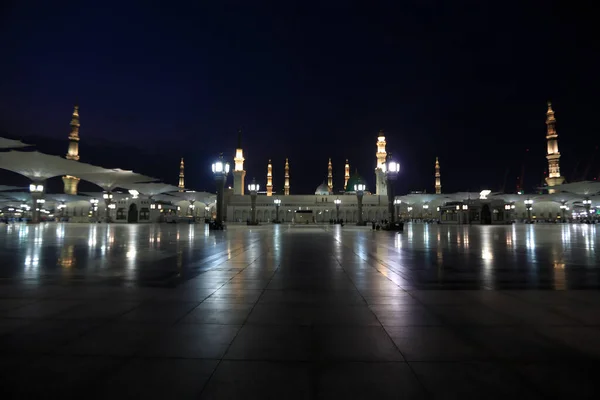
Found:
<box><xmin>211</xmin><ymin>154</ymin><xmax>230</xmax><ymax>228</ymax></box>
<box><xmin>334</xmin><ymin>198</ymin><xmax>341</xmax><ymax>223</ymax></box>
<box><xmin>354</xmin><ymin>181</ymin><xmax>366</xmax><ymax>225</ymax></box>
<box><xmin>248</xmin><ymin>178</ymin><xmax>259</xmax><ymax>225</ymax></box>
<box><xmin>204</xmin><ymin>205</ymin><xmax>210</xmax><ymax>221</ymax></box>
<box><xmin>274</xmin><ymin>198</ymin><xmax>281</xmax><ymax>223</ymax></box>
<box><xmin>385</xmin><ymin>156</ymin><xmax>400</xmax><ymax>225</ymax></box>
<box><xmin>102</xmin><ymin>192</ymin><xmax>114</xmax><ymax>223</ymax></box>
<box><xmin>90</xmin><ymin>198</ymin><xmax>99</xmax><ymax>220</ymax></box>
<box><xmin>393</xmin><ymin>199</ymin><xmax>401</xmax><ymax>221</ymax></box>
<box><xmin>524</xmin><ymin>199</ymin><xmax>533</xmax><ymax>223</ymax></box>
<box><xmin>583</xmin><ymin>199</ymin><xmax>592</xmax><ymax>219</ymax></box>
<box><xmin>560</xmin><ymin>202</ymin><xmax>568</xmax><ymax>222</ymax></box>
<box><xmin>28</xmin><ymin>183</ymin><xmax>45</xmax><ymax>224</ymax></box>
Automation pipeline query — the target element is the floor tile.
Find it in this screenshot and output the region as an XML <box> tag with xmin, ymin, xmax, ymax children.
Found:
<box><xmin>58</xmin><ymin>321</ymin><xmax>168</xmax><ymax>356</ymax></box>
<box><xmin>1</xmin><ymin>355</ymin><xmax>123</xmax><ymax>397</ymax></box>
<box><xmin>99</xmin><ymin>358</ymin><xmax>218</xmax><ymax>398</ymax></box>
<box><xmin>119</xmin><ymin>301</ymin><xmax>199</xmax><ymax>323</ymax></box>
<box><xmin>314</xmin><ymin>327</ymin><xmax>404</xmax><ymax>361</ymax></box>
<box><xmin>140</xmin><ymin>324</ymin><xmax>241</xmax><ymax>358</ymax></box>
<box><xmin>316</xmin><ymin>362</ymin><xmax>427</xmax><ymax>399</ymax></box>
<box><xmin>386</xmin><ymin>326</ymin><xmax>488</xmax><ymax>361</ymax></box>
<box><xmin>1</xmin><ymin>299</ymin><xmax>82</xmax><ymax>318</ymax></box>
<box><xmin>224</xmin><ymin>325</ymin><xmax>313</xmax><ymax>361</ymax></box>
<box><xmin>54</xmin><ymin>301</ymin><xmax>141</xmax><ymax>320</ymax></box>
<box><xmin>199</xmin><ymin>360</ymin><xmax>311</xmax><ymax>399</ymax></box>
<box><xmin>0</xmin><ymin>319</ymin><xmax>101</xmax><ymax>354</ymax></box>
<box><xmin>410</xmin><ymin>362</ymin><xmax>543</xmax><ymax>399</ymax></box>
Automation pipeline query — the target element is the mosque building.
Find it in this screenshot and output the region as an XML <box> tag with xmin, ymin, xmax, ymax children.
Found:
<box><xmin>1</xmin><ymin>101</ymin><xmax>598</xmax><ymax>225</ymax></box>
<box><xmin>224</xmin><ymin>131</ymin><xmax>392</xmax><ymax>223</ymax></box>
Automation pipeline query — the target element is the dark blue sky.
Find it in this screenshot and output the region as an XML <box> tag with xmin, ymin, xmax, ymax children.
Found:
<box><xmin>1</xmin><ymin>1</ymin><xmax>598</xmax><ymax>194</ymax></box>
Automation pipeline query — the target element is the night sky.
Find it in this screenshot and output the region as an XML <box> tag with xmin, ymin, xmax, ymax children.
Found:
<box><xmin>1</xmin><ymin>1</ymin><xmax>598</xmax><ymax>194</ymax></box>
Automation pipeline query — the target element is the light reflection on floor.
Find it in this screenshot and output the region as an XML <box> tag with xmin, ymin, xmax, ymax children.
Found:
<box><xmin>0</xmin><ymin>222</ymin><xmax>599</xmax><ymax>289</ymax></box>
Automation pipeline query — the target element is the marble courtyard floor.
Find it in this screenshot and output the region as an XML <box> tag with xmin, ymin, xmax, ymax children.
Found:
<box><xmin>1</xmin><ymin>223</ymin><xmax>600</xmax><ymax>398</ymax></box>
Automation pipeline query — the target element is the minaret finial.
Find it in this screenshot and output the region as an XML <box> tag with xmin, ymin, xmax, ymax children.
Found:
<box><xmin>327</xmin><ymin>158</ymin><xmax>333</xmax><ymax>193</ymax></box>
<box><xmin>62</xmin><ymin>104</ymin><xmax>82</xmax><ymax>194</ymax></box>
<box><xmin>233</xmin><ymin>129</ymin><xmax>246</xmax><ymax>195</ymax></box>
<box><xmin>545</xmin><ymin>101</ymin><xmax>565</xmax><ymax>190</ymax></box>
<box><xmin>284</xmin><ymin>158</ymin><xmax>290</xmax><ymax>195</ymax></box>
<box><xmin>435</xmin><ymin>157</ymin><xmax>441</xmax><ymax>194</ymax></box>
<box><xmin>344</xmin><ymin>159</ymin><xmax>350</xmax><ymax>191</ymax></box>
<box><xmin>179</xmin><ymin>158</ymin><xmax>185</xmax><ymax>192</ymax></box>
<box><xmin>266</xmin><ymin>159</ymin><xmax>273</xmax><ymax>196</ymax></box>
<box><xmin>375</xmin><ymin>130</ymin><xmax>387</xmax><ymax>195</ymax></box>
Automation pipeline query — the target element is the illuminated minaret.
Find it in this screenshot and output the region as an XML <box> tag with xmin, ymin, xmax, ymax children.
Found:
<box><xmin>435</xmin><ymin>157</ymin><xmax>441</xmax><ymax>194</ymax></box>
<box><xmin>375</xmin><ymin>130</ymin><xmax>387</xmax><ymax>195</ymax></box>
<box><xmin>233</xmin><ymin>129</ymin><xmax>246</xmax><ymax>195</ymax></box>
<box><xmin>327</xmin><ymin>158</ymin><xmax>333</xmax><ymax>193</ymax></box>
<box><xmin>344</xmin><ymin>159</ymin><xmax>350</xmax><ymax>190</ymax></box>
<box><xmin>62</xmin><ymin>105</ymin><xmax>81</xmax><ymax>194</ymax></box>
<box><xmin>545</xmin><ymin>101</ymin><xmax>565</xmax><ymax>191</ymax></box>
<box><xmin>178</xmin><ymin>158</ymin><xmax>185</xmax><ymax>192</ymax></box>
<box><xmin>284</xmin><ymin>158</ymin><xmax>290</xmax><ymax>195</ymax></box>
<box><xmin>266</xmin><ymin>159</ymin><xmax>273</xmax><ymax>196</ymax></box>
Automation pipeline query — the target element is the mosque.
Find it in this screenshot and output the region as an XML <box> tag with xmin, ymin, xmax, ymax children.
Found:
<box><xmin>0</xmin><ymin>102</ymin><xmax>598</xmax><ymax>225</ymax></box>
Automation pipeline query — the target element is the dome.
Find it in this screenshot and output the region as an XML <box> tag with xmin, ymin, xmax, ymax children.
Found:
<box><xmin>345</xmin><ymin>174</ymin><xmax>367</xmax><ymax>193</ymax></box>
<box><xmin>315</xmin><ymin>182</ymin><xmax>330</xmax><ymax>195</ymax></box>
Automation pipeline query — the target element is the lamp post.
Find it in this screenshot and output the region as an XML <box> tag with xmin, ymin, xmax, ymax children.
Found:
<box><xmin>248</xmin><ymin>179</ymin><xmax>259</xmax><ymax>225</ymax></box>
<box><xmin>29</xmin><ymin>183</ymin><xmax>44</xmax><ymax>224</ymax></box>
<box><xmin>384</xmin><ymin>156</ymin><xmax>401</xmax><ymax>231</ymax></box>
<box><xmin>385</xmin><ymin>157</ymin><xmax>400</xmax><ymax>224</ymax></box>
<box><xmin>423</xmin><ymin>204</ymin><xmax>429</xmax><ymax>219</ymax></box>
<box><xmin>102</xmin><ymin>192</ymin><xmax>114</xmax><ymax>223</ymax></box>
<box><xmin>90</xmin><ymin>198</ymin><xmax>99</xmax><ymax>221</ymax></box>
<box><xmin>274</xmin><ymin>198</ymin><xmax>281</xmax><ymax>223</ymax></box>
<box><xmin>204</xmin><ymin>205</ymin><xmax>210</xmax><ymax>222</ymax></box>
<box><xmin>211</xmin><ymin>154</ymin><xmax>230</xmax><ymax>228</ymax></box>
<box><xmin>559</xmin><ymin>202</ymin><xmax>568</xmax><ymax>222</ymax></box>
<box><xmin>393</xmin><ymin>199</ymin><xmax>401</xmax><ymax>221</ymax></box>
<box><xmin>462</xmin><ymin>204</ymin><xmax>469</xmax><ymax>225</ymax></box>
<box><xmin>354</xmin><ymin>181</ymin><xmax>366</xmax><ymax>225</ymax></box>
<box><xmin>57</xmin><ymin>202</ymin><xmax>66</xmax><ymax>220</ymax></box>
<box><xmin>334</xmin><ymin>198</ymin><xmax>341</xmax><ymax>223</ymax></box>
<box><xmin>525</xmin><ymin>199</ymin><xmax>533</xmax><ymax>223</ymax></box>
<box><xmin>583</xmin><ymin>199</ymin><xmax>592</xmax><ymax>220</ymax></box>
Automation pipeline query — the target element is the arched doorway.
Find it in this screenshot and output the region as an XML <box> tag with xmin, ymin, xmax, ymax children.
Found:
<box><xmin>128</xmin><ymin>204</ymin><xmax>138</xmax><ymax>223</ymax></box>
<box><xmin>481</xmin><ymin>204</ymin><xmax>491</xmax><ymax>225</ymax></box>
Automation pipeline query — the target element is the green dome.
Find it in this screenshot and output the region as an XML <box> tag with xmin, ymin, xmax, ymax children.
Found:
<box><xmin>345</xmin><ymin>173</ymin><xmax>367</xmax><ymax>193</ymax></box>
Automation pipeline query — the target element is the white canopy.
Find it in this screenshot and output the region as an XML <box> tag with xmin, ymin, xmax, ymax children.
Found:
<box><xmin>0</xmin><ymin>137</ymin><xmax>31</xmax><ymax>149</ymax></box>
<box><xmin>171</xmin><ymin>190</ymin><xmax>216</xmax><ymax>204</ymax></box>
<box><xmin>125</xmin><ymin>182</ymin><xmax>180</xmax><ymax>196</ymax></box>
<box><xmin>77</xmin><ymin>168</ymin><xmax>158</xmax><ymax>191</ymax></box>
<box><xmin>0</xmin><ymin>150</ymin><xmax>107</xmax><ymax>181</ymax></box>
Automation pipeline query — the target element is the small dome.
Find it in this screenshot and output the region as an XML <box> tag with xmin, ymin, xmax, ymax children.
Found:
<box><xmin>345</xmin><ymin>174</ymin><xmax>367</xmax><ymax>193</ymax></box>
<box><xmin>315</xmin><ymin>182</ymin><xmax>330</xmax><ymax>195</ymax></box>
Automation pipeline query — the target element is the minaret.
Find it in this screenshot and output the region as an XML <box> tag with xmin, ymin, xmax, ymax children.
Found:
<box><xmin>545</xmin><ymin>101</ymin><xmax>565</xmax><ymax>191</ymax></box>
<box><xmin>327</xmin><ymin>158</ymin><xmax>333</xmax><ymax>193</ymax></box>
<box><xmin>344</xmin><ymin>159</ymin><xmax>350</xmax><ymax>190</ymax></box>
<box><xmin>233</xmin><ymin>129</ymin><xmax>246</xmax><ymax>195</ymax></box>
<box><xmin>375</xmin><ymin>130</ymin><xmax>387</xmax><ymax>195</ymax></box>
<box><xmin>266</xmin><ymin>159</ymin><xmax>273</xmax><ymax>196</ymax></box>
<box><xmin>284</xmin><ymin>158</ymin><xmax>290</xmax><ymax>195</ymax></box>
<box><xmin>62</xmin><ymin>105</ymin><xmax>81</xmax><ymax>195</ymax></box>
<box><xmin>178</xmin><ymin>158</ymin><xmax>185</xmax><ymax>192</ymax></box>
<box><xmin>435</xmin><ymin>157</ymin><xmax>441</xmax><ymax>194</ymax></box>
